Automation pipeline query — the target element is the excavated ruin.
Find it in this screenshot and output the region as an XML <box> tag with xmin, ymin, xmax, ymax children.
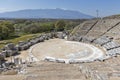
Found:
<box><xmin>0</xmin><ymin>18</ymin><xmax>120</xmax><ymax>80</ymax></box>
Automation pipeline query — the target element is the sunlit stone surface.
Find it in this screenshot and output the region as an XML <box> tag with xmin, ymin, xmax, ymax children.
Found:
<box><xmin>30</xmin><ymin>39</ymin><xmax>105</xmax><ymax>63</ymax></box>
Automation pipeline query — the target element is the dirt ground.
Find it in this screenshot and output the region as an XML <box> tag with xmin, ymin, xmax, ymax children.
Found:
<box><xmin>30</xmin><ymin>39</ymin><xmax>104</xmax><ymax>61</ymax></box>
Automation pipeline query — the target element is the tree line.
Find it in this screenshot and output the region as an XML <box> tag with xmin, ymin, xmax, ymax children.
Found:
<box><xmin>0</xmin><ymin>21</ymin><xmax>14</xmax><ymax>40</ymax></box>
<box><xmin>0</xmin><ymin>19</ymin><xmax>85</xmax><ymax>40</ymax></box>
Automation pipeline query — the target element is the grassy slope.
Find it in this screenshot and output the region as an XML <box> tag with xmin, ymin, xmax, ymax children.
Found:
<box><xmin>0</xmin><ymin>33</ymin><xmax>41</xmax><ymax>49</ymax></box>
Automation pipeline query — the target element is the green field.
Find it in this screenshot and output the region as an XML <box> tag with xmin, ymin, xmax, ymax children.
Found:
<box><xmin>0</xmin><ymin>33</ymin><xmax>41</xmax><ymax>49</ymax></box>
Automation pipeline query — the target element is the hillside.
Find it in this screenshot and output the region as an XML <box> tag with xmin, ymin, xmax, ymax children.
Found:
<box><xmin>0</xmin><ymin>8</ymin><xmax>93</xmax><ymax>19</ymax></box>
<box><xmin>104</xmin><ymin>14</ymin><xmax>120</xmax><ymax>19</ymax></box>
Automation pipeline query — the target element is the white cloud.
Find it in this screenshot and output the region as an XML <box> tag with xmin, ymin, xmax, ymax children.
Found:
<box><xmin>0</xmin><ymin>8</ymin><xmax>10</xmax><ymax>13</ymax></box>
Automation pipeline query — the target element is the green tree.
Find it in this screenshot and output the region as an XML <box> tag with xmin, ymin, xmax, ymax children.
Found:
<box><xmin>40</xmin><ymin>22</ymin><xmax>55</xmax><ymax>32</ymax></box>
<box><xmin>2</xmin><ymin>26</ymin><xmax>9</xmax><ymax>38</ymax></box>
<box><xmin>1</xmin><ymin>21</ymin><xmax>14</xmax><ymax>33</ymax></box>
<box><xmin>0</xmin><ymin>26</ymin><xmax>2</xmax><ymax>40</ymax></box>
<box><xmin>55</xmin><ymin>20</ymin><xmax>66</xmax><ymax>31</ymax></box>
<box><xmin>0</xmin><ymin>21</ymin><xmax>15</xmax><ymax>39</ymax></box>
<box><xmin>23</xmin><ymin>23</ymin><xmax>40</xmax><ymax>34</ymax></box>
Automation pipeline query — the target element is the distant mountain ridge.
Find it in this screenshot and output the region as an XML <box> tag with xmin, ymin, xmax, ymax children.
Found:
<box><xmin>0</xmin><ymin>8</ymin><xmax>94</xmax><ymax>19</ymax></box>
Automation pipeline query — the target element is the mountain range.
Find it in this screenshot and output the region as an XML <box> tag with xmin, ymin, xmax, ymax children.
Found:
<box><xmin>0</xmin><ymin>8</ymin><xmax>94</xmax><ymax>19</ymax></box>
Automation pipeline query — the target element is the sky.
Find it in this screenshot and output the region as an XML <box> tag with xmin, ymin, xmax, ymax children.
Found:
<box><xmin>0</xmin><ymin>0</ymin><xmax>120</xmax><ymax>17</ymax></box>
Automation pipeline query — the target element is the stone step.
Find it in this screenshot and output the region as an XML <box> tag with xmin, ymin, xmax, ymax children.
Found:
<box><xmin>103</xmin><ymin>41</ymin><xmax>120</xmax><ymax>50</ymax></box>
<box><xmin>0</xmin><ymin>75</ymin><xmax>25</xmax><ymax>80</ymax></box>
<box><xmin>26</xmin><ymin>75</ymin><xmax>86</xmax><ymax>80</ymax></box>
<box><xmin>24</xmin><ymin>61</ymin><xmax>86</xmax><ymax>80</ymax></box>
<box><xmin>93</xmin><ymin>36</ymin><xmax>111</xmax><ymax>45</ymax></box>
<box><xmin>27</xmin><ymin>67</ymin><xmax>77</xmax><ymax>71</ymax></box>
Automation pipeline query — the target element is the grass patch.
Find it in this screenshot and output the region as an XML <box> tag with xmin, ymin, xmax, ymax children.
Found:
<box><xmin>0</xmin><ymin>33</ymin><xmax>41</xmax><ymax>49</ymax></box>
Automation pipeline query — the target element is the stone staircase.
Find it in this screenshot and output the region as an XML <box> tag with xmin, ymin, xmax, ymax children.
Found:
<box><xmin>25</xmin><ymin>61</ymin><xmax>86</xmax><ymax>80</ymax></box>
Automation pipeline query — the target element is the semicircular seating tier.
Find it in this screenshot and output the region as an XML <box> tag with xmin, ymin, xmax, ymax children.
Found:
<box><xmin>68</xmin><ymin>19</ymin><xmax>120</xmax><ymax>60</ymax></box>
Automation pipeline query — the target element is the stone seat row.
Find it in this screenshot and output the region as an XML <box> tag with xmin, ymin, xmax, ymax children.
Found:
<box><xmin>93</xmin><ymin>36</ymin><xmax>112</xmax><ymax>46</ymax></box>
<box><xmin>68</xmin><ymin>35</ymin><xmax>120</xmax><ymax>62</ymax></box>
<box><xmin>107</xmin><ymin>47</ymin><xmax>120</xmax><ymax>57</ymax></box>
<box><xmin>102</xmin><ymin>41</ymin><xmax>120</xmax><ymax>50</ymax></box>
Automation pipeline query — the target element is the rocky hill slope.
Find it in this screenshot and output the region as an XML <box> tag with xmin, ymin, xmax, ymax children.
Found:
<box><xmin>104</xmin><ymin>14</ymin><xmax>120</xmax><ymax>19</ymax></box>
